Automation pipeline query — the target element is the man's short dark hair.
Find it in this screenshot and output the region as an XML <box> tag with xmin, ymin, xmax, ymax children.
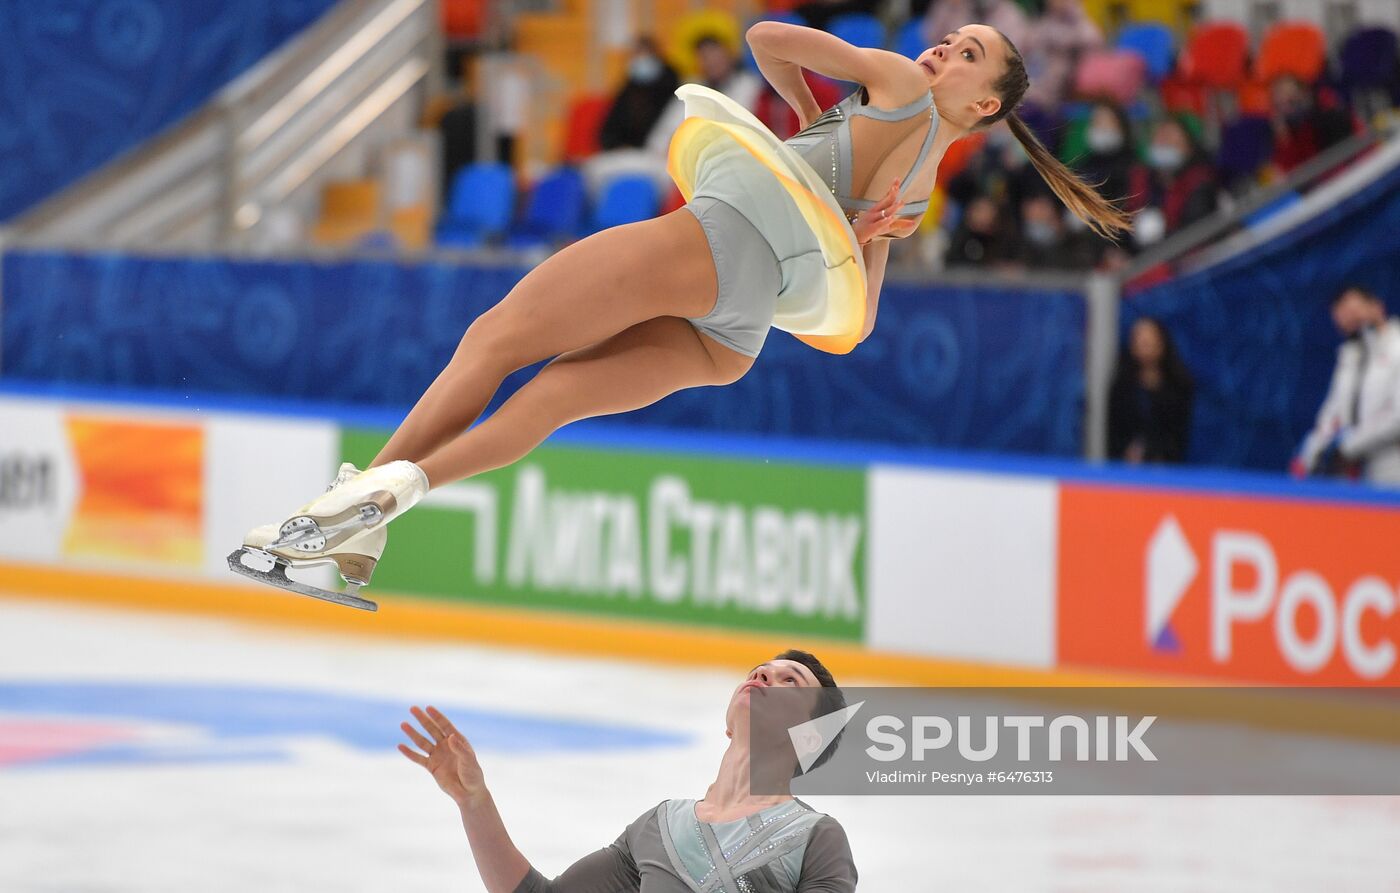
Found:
<box><xmin>773</xmin><ymin>648</ymin><xmax>847</xmax><ymax>773</ymax></box>
<box><xmin>1332</xmin><ymin>284</ymin><xmax>1384</xmax><ymax>307</ymax></box>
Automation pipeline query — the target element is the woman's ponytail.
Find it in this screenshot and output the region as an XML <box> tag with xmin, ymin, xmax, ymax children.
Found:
<box><xmin>983</xmin><ymin>32</ymin><xmax>1134</xmax><ymax>239</ymax></box>
<box><xmin>1006</xmin><ymin>113</ymin><xmax>1133</xmax><ymax>238</ymax></box>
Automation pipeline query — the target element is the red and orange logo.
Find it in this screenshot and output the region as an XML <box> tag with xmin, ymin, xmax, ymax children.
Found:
<box><xmin>1058</xmin><ymin>484</ymin><xmax>1399</xmax><ymax>685</ymax></box>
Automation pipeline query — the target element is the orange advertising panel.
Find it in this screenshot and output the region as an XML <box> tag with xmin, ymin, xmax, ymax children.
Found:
<box><xmin>61</xmin><ymin>416</ymin><xmax>203</xmax><ymax>567</ymax></box>
<box><xmin>1058</xmin><ymin>484</ymin><xmax>1400</xmax><ymax>685</ymax></box>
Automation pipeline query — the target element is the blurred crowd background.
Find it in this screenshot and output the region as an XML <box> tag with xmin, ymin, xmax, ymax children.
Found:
<box><xmin>413</xmin><ymin>0</ymin><xmax>1400</xmax><ymax>278</ymax></box>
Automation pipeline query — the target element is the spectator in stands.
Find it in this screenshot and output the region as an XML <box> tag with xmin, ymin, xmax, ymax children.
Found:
<box><xmin>923</xmin><ymin>0</ymin><xmax>1029</xmax><ymax>57</ymax></box>
<box><xmin>1022</xmin><ymin>0</ymin><xmax>1103</xmax><ymax>109</ymax></box>
<box><xmin>1073</xmin><ymin>101</ymin><xmax>1148</xmax><ymax>266</ymax></box>
<box><xmin>598</xmin><ymin>37</ymin><xmax>678</xmax><ymax>151</ymax></box>
<box><xmin>793</xmin><ymin>0</ymin><xmax>880</xmax><ymax>31</ymax></box>
<box><xmin>945</xmin><ymin>194</ymin><xmax>1018</xmax><ymax>268</ymax></box>
<box><xmin>585</xmin><ymin>32</ymin><xmax>761</xmax><ymax>203</ymax></box>
<box><xmin>1133</xmin><ymin>116</ymin><xmax>1218</xmax><ymax>249</ymax></box>
<box><xmin>1109</xmin><ymin>316</ymin><xmax>1195</xmax><ymax>464</ymax></box>
<box><xmin>946</xmin><ymin>122</ymin><xmax>1043</xmax><ymax>233</ymax></box>
<box><xmin>1270</xmin><ymin>74</ymin><xmax>1357</xmax><ymax>176</ymax></box>
<box><xmin>646</xmin><ymin>33</ymin><xmax>762</xmax><ymax>155</ymax></box>
<box><xmin>1008</xmin><ymin>193</ymin><xmax>1097</xmax><ymax>269</ymax></box>
<box><xmin>1293</xmin><ymin>285</ymin><xmax>1400</xmax><ymax>487</ymax></box>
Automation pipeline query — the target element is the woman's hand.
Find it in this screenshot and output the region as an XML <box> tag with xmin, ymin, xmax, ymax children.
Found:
<box><xmin>399</xmin><ymin>705</ymin><xmax>489</xmax><ymax>809</ymax></box>
<box><xmin>852</xmin><ymin>179</ymin><xmax>916</xmax><ymax>245</ymax></box>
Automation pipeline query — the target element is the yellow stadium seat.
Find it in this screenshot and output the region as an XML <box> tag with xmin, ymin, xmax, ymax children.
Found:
<box><xmin>1127</xmin><ymin>0</ymin><xmax>1196</xmax><ymax>30</ymax></box>
<box><xmin>312</xmin><ymin>179</ymin><xmax>381</xmax><ymax>246</ymax></box>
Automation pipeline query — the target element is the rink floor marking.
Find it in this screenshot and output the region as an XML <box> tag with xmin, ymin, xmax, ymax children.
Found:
<box><xmin>5</xmin><ymin>560</ymin><xmax>1400</xmax><ymax>747</ymax></box>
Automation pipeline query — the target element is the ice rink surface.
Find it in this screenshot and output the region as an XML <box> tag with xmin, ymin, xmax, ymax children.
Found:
<box><xmin>2</xmin><ymin>595</ymin><xmax>1399</xmax><ymax>892</ymax></box>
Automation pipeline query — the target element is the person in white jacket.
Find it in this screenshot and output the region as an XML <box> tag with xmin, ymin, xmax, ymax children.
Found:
<box><xmin>1293</xmin><ymin>285</ymin><xmax>1400</xmax><ymax>486</ymax></box>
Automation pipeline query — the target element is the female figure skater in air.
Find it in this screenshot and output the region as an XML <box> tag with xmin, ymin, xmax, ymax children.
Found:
<box><xmin>230</xmin><ymin>20</ymin><xmax>1131</xmax><ymax>607</ymax></box>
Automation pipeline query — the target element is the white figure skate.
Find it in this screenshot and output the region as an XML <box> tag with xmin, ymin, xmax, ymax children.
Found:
<box><xmin>226</xmin><ymin>460</ymin><xmax>428</xmax><ymax>611</ymax></box>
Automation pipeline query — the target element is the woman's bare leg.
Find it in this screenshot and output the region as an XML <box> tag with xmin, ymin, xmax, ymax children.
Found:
<box><xmin>414</xmin><ymin>316</ymin><xmax>755</xmax><ymax>487</ymax></box>
<box><xmin>370</xmin><ymin>209</ymin><xmax>719</xmax><ymax>468</ymax></box>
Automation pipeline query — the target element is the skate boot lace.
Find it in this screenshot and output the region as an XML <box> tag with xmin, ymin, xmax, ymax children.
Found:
<box><xmin>325</xmin><ymin>464</ymin><xmax>362</xmax><ymax>494</ymax></box>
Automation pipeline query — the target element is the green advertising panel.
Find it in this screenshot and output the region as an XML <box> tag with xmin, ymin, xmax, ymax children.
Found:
<box><xmin>342</xmin><ymin>430</ymin><xmax>866</xmax><ymax>639</ymax></box>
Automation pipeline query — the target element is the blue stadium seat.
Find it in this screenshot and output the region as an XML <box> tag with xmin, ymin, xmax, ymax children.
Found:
<box><xmin>508</xmin><ymin>167</ymin><xmax>587</xmax><ymax>248</ymax></box>
<box><xmin>827</xmin><ymin>13</ymin><xmax>885</xmax><ymax>50</ymax></box>
<box><xmin>436</xmin><ymin>162</ymin><xmax>515</xmax><ymax>247</ymax></box>
<box><xmin>592</xmin><ymin>176</ymin><xmax>659</xmax><ymax>231</ymax></box>
<box><xmin>895</xmin><ymin>20</ymin><xmax>926</xmax><ymax>60</ymax></box>
<box><xmin>1116</xmin><ymin>23</ymin><xmax>1175</xmax><ymax>83</ymax></box>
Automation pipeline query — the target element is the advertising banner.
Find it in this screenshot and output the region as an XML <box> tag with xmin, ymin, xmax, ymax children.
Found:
<box><xmin>0</xmin><ymin>395</ymin><xmax>338</xmax><ymax>584</ymax></box>
<box><xmin>0</xmin><ymin>402</ymin><xmax>203</xmax><ymax>571</ymax></box>
<box><xmin>342</xmin><ymin>429</ymin><xmax>868</xmax><ymax>639</ymax></box>
<box><xmin>1058</xmin><ymin>483</ymin><xmax>1400</xmax><ymax>685</ymax></box>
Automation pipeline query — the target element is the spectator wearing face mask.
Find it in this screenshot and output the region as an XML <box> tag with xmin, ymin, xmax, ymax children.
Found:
<box><xmin>1293</xmin><ymin>285</ymin><xmax>1400</xmax><ymax>487</ymax></box>
<box><xmin>1073</xmin><ymin>101</ymin><xmax>1148</xmax><ymax>265</ymax></box>
<box><xmin>1269</xmin><ymin>74</ymin><xmax>1358</xmax><ymax>175</ymax></box>
<box><xmin>1109</xmin><ymin>316</ymin><xmax>1195</xmax><ymax>464</ymax></box>
<box><xmin>1011</xmin><ymin>192</ymin><xmax>1098</xmax><ymax>269</ymax></box>
<box><xmin>1022</xmin><ymin>0</ymin><xmax>1104</xmax><ymax>109</ymax></box>
<box><xmin>585</xmin><ymin>33</ymin><xmax>761</xmax><ymax>202</ymax></box>
<box><xmin>599</xmin><ymin>37</ymin><xmax>679</xmax><ymax>151</ymax></box>
<box><xmin>1132</xmin><ymin>116</ymin><xmax>1219</xmax><ymax>249</ymax></box>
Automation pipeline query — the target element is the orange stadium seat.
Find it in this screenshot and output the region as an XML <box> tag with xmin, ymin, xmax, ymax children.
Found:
<box><xmin>312</xmin><ymin>179</ymin><xmax>381</xmax><ymax>246</ymax></box>
<box><xmin>1237</xmin><ymin>79</ymin><xmax>1273</xmax><ymax>116</ymax></box>
<box><xmin>1255</xmin><ymin>21</ymin><xmax>1328</xmax><ymax>84</ymax></box>
<box><xmin>1178</xmin><ymin>21</ymin><xmax>1250</xmax><ymax>89</ymax></box>
<box><xmin>935</xmin><ymin>131</ymin><xmax>986</xmax><ymax>186</ymax></box>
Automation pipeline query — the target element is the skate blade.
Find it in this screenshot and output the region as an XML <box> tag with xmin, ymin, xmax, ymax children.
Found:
<box><xmin>226</xmin><ymin>548</ymin><xmax>378</xmax><ymax>612</ymax></box>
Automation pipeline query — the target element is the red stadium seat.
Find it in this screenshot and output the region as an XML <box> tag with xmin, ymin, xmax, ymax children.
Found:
<box><xmin>1178</xmin><ymin>21</ymin><xmax>1250</xmax><ymax>89</ymax></box>
<box><xmin>660</xmin><ymin>186</ymin><xmax>687</xmax><ymax>215</ymax></box>
<box><xmin>1255</xmin><ymin>21</ymin><xmax>1327</xmax><ymax>84</ymax></box>
<box><xmin>1159</xmin><ymin>73</ymin><xmax>1207</xmax><ymax>115</ymax></box>
<box><xmin>1074</xmin><ymin>49</ymin><xmax>1148</xmax><ymax>105</ymax></box>
<box><xmin>441</xmin><ymin>0</ymin><xmax>485</xmax><ymax>39</ymax></box>
<box><xmin>562</xmin><ymin>94</ymin><xmax>612</xmax><ymax>163</ymax></box>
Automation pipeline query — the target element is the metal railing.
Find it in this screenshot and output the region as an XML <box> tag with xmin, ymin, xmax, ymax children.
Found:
<box><xmin>3</xmin><ymin>0</ymin><xmax>440</xmax><ymax>252</ymax></box>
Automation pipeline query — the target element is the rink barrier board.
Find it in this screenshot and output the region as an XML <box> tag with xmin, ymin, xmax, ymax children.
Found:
<box><xmin>4</xmin><ymin>385</ymin><xmax>1400</xmax><ymax>687</ymax></box>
